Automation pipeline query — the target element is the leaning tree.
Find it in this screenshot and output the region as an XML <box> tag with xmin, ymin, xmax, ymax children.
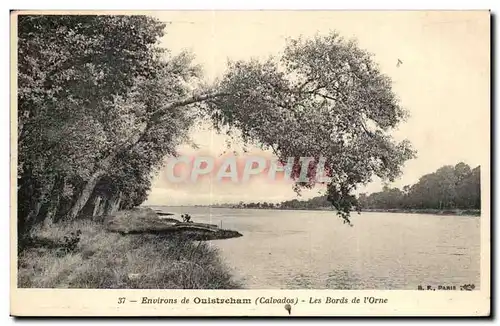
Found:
<box><xmin>204</xmin><ymin>34</ymin><xmax>416</xmax><ymax>224</ymax></box>
<box><xmin>17</xmin><ymin>15</ymin><xmax>205</xmax><ymax>232</ymax></box>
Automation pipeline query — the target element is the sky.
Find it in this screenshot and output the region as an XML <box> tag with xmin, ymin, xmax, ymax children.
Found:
<box><xmin>143</xmin><ymin>11</ymin><xmax>490</xmax><ymax>206</ymax></box>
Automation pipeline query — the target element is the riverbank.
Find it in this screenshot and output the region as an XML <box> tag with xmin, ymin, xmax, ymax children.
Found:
<box><xmin>360</xmin><ymin>208</ymin><xmax>481</xmax><ymax>216</ymax></box>
<box><xmin>18</xmin><ymin>219</ymin><xmax>241</xmax><ymax>289</ymax></box>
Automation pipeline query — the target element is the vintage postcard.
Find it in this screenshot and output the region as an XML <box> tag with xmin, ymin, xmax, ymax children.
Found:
<box><xmin>10</xmin><ymin>10</ymin><xmax>491</xmax><ymax>317</ymax></box>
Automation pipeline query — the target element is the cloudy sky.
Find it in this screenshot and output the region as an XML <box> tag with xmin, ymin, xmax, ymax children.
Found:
<box><xmin>143</xmin><ymin>11</ymin><xmax>490</xmax><ymax>206</ymax></box>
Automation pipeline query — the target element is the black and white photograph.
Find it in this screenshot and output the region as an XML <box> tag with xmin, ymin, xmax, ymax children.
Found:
<box><xmin>11</xmin><ymin>10</ymin><xmax>490</xmax><ymax>316</ymax></box>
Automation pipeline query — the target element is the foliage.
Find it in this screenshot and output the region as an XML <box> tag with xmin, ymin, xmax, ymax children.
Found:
<box><xmin>206</xmin><ymin>33</ymin><xmax>415</xmax><ymax>223</ymax></box>
<box><xmin>17</xmin><ymin>15</ymin><xmax>201</xmax><ymax>232</ymax></box>
<box><xmin>234</xmin><ymin>197</ymin><xmax>331</xmax><ymax>210</ymax></box>
<box><xmin>358</xmin><ymin>163</ymin><xmax>481</xmax><ymax>210</ymax></box>
<box><xmin>227</xmin><ymin>163</ymin><xmax>480</xmax><ymax>214</ymax></box>
<box><xmin>279</xmin><ymin>195</ymin><xmax>331</xmax><ymax>210</ymax></box>
<box><xmin>18</xmin><ymin>16</ymin><xmax>414</xmax><ymax>231</ymax></box>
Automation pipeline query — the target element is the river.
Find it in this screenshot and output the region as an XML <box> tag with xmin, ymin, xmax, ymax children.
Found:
<box><xmin>152</xmin><ymin>206</ymin><xmax>481</xmax><ymax>290</ymax></box>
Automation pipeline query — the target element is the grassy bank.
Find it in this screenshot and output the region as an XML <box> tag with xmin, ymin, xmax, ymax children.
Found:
<box><xmin>360</xmin><ymin>208</ymin><xmax>481</xmax><ymax>216</ymax></box>
<box><xmin>18</xmin><ymin>220</ymin><xmax>241</xmax><ymax>289</ymax></box>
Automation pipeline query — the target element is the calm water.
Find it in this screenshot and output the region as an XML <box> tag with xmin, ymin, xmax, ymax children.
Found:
<box><xmin>152</xmin><ymin>206</ymin><xmax>481</xmax><ymax>290</ymax></box>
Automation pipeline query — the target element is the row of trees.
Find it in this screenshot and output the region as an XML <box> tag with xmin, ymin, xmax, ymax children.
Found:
<box><xmin>229</xmin><ymin>163</ymin><xmax>480</xmax><ymax>211</ymax></box>
<box><xmin>358</xmin><ymin>163</ymin><xmax>481</xmax><ymax>210</ymax></box>
<box><xmin>18</xmin><ymin>15</ymin><xmax>206</xmax><ymax>235</ymax></box>
<box><xmin>233</xmin><ymin>202</ymin><xmax>279</xmax><ymax>209</ymax></box>
<box><xmin>18</xmin><ymin>14</ymin><xmax>413</xmax><ymax>235</ymax></box>
<box><xmin>231</xmin><ymin>196</ymin><xmax>331</xmax><ymax>210</ymax></box>
<box><xmin>277</xmin><ymin>196</ymin><xmax>331</xmax><ymax>210</ymax></box>
<box><xmin>231</xmin><ymin>199</ymin><xmax>328</xmax><ymax>210</ymax></box>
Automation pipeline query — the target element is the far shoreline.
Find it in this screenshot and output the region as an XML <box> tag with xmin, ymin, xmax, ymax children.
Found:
<box><xmin>148</xmin><ymin>205</ymin><xmax>481</xmax><ymax>217</ymax></box>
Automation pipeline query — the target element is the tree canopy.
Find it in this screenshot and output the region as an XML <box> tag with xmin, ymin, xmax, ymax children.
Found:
<box><xmin>18</xmin><ymin>15</ymin><xmax>201</xmax><ymax>233</ymax></box>
<box><xmin>206</xmin><ymin>33</ymin><xmax>415</xmax><ymax>223</ymax></box>
<box><xmin>17</xmin><ymin>15</ymin><xmax>415</xmax><ymax>234</ymax></box>
<box><xmin>358</xmin><ymin>163</ymin><xmax>481</xmax><ymax>210</ymax></box>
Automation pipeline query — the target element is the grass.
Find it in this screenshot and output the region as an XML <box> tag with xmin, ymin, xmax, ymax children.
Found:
<box><xmin>18</xmin><ymin>219</ymin><xmax>241</xmax><ymax>289</ymax></box>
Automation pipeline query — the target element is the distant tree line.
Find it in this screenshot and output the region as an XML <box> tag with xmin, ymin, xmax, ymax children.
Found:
<box><xmin>231</xmin><ymin>196</ymin><xmax>331</xmax><ymax>210</ymax></box>
<box><xmin>230</xmin><ymin>163</ymin><xmax>481</xmax><ymax>211</ymax></box>
<box><xmin>277</xmin><ymin>196</ymin><xmax>331</xmax><ymax>210</ymax></box>
<box><xmin>358</xmin><ymin>163</ymin><xmax>480</xmax><ymax>210</ymax></box>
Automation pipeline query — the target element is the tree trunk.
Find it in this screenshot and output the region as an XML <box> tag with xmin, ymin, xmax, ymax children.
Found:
<box><xmin>60</xmin><ymin>92</ymin><xmax>221</xmax><ymax>221</ymax></box>
<box><xmin>66</xmin><ymin>122</ymin><xmax>148</xmax><ymax>220</ymax></box>
<box><xmin>23</xmin><ymin>176</ymin><xmax>56</xmax><ymax>232</ymax></box>
<box><xmin>41</xmin><ymin>176</ymin><xmax>66</xmax><ymax>225</ymax></box>
<box><xmin>104</xmin><ymin>191</ymin><xmax>122</xmax><ymax>216</ymax></box>
<box><xmin>66</xmin><ymin>169</ymin><xmax>106</xmax><ymax>220</ymax></box>
<box><xmin>92</xmin><ymin>196</ymin><xmax>102</xmax><ymax>217</ymax></box>
<box><xmin>97</xmin><ymin>198</ymin><xmax>107</xmax><ymax>217</ymax></box>
<box><xmin>24</xmin><ymin>201</ymin><xmax>43</xmax><ymax>230</ymax></box>
<box><xmin>45</xmin><ymin>191</ymin><xmax>61</xmax><ymax>225</ymax></box>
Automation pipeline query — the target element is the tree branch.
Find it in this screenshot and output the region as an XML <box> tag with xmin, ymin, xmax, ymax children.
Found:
<box><xmin>359</xmin><ymin>120</ymin><xmax>374</xmax><ymax>138</ymax></box>
<box><xmin>149</xmin><ymin>92</ymin><xmax>231</xmax><ymax>122</ymax></box>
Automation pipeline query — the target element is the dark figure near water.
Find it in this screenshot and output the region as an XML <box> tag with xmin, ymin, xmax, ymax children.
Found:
<box><xmin>181</xmin><ymin>214</ymin><xmax>192</xmax><ymax>223</ymax></box>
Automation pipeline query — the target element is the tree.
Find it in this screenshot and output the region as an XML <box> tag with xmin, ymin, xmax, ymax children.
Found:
<box><xmin>357</xmin><ymin>163</ymin><xmax>481</xmax><ymax>211</ymax></box>
<box><xmin>17</xmin><ymin>15</ymin><xmax>215</xmax><ymax>234</ymax></box>
<box><xmin>18</xmin><ymin>18</ymin><xmax>417</xmax><ymax>234</ymax></box>
<box><xmin>206</xmin><ymin>33</ymin><xmax>415</xmax><ymax>223</ymax></box>
<box><xmin>19</xmin><ymin>15</ymin><xmax>169</xmax><ymax>231</ymax></box>
<box><xmin>456</xmin><ymin>165</ymin><xmax>480</xmax><ymax>209</ymax></box>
